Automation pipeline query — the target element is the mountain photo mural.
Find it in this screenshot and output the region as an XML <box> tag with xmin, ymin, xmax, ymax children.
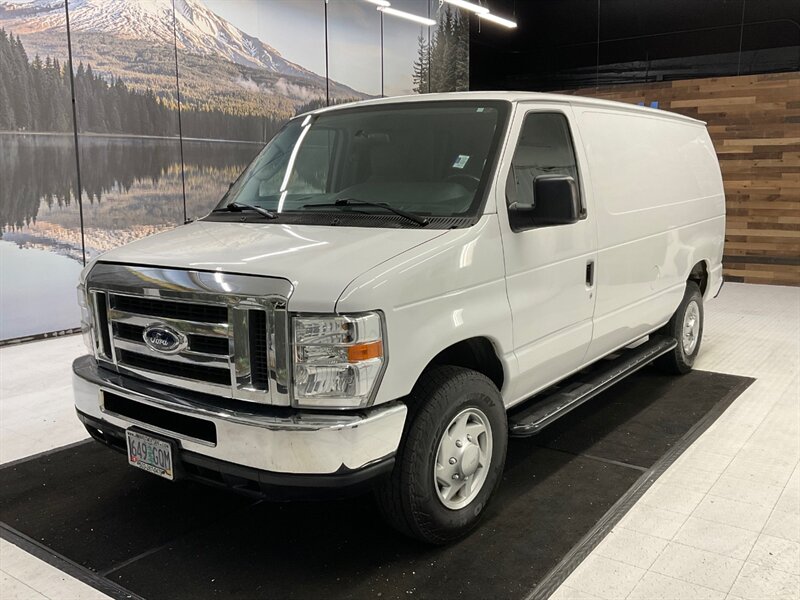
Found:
<box><xmin>0</xmin><ymin>0</ymin><xmax>469</xmax><ymax>341</ymax></box>
<box><xmin>1</xmin><ymin>0</ymin><xmax>366</xmax><ymax>140</ymax></box>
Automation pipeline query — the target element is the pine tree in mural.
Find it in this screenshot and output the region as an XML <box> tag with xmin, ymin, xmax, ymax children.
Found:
<box><xmin>412</xmin><ymin>5</ymin><xmax>468</xmax><ymax>94</ymax></box>
<box><xmin>0</xmin><ymin>48</ymin><xmax>15</xmax><ymax>130</ymax></box>
<box><xmin>452</xmin><ymin>8</ymin><xmax>469</xmax><ymax>91</ymax></box>
<box><xmin>412</xmin><ymin>33</ymin><xmax>430</xmax><ymax>93</ymax></box>
<box><xmin>0</xmin><ymin>31</ymin><xmax>69</xmax><ymax>132</ymax></box>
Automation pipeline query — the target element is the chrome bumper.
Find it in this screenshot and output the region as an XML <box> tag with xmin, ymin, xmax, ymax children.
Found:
<box><xmin>72</xmin><ymin>355</ymin><xmax>407</xmax><ymax>476</ymax></box>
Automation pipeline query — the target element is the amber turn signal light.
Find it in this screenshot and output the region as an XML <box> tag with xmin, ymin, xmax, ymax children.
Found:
<box><xmin>347</xmin><ymin>340</ymin><xmax>383</xmax><ymax>362</ymax></box>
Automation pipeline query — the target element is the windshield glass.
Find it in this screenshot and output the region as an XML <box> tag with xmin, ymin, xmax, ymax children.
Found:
<box><xmin>213</xmin><ymin>101</ymin><xmax>509</xmax><ymax>224</ymax></box>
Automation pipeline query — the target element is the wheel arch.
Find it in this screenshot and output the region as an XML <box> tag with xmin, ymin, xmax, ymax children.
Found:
<box><xmin>422</xmin><ymin>336</ymin><xmax>506</xmax><ymax>394</ymax></box>
<box><xmin>688</xmin><ymin>259</ymin><xmax>709</xmax><ymax>297</ymax></box>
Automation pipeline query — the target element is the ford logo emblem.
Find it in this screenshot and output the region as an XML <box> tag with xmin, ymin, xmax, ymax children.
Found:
<box><xmin>142</xmin><ymin>324</ymin><xmax>187</xmax><ymax>354</ymax></box>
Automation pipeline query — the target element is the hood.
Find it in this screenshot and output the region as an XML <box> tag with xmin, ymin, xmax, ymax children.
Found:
<box><xmin>94</xmin><ymin>220</ymin><xmax>448</xmax><ymax>312</ymax></box>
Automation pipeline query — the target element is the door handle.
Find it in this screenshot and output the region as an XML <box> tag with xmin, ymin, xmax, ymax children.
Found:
<box><xmin>585</xmin><ymin>260</ymin><xmax>595</xmax><ymax>287</ymax></box>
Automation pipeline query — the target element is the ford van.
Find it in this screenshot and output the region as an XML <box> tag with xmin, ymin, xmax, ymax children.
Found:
<box><xmin>74</xmin><ymin>92</ymin><xmax>725</xmax><ymax>543</ymax></box>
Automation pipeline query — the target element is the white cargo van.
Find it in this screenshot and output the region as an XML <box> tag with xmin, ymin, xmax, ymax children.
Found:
<box><xmin>74</xmin><ymin>92</ymin><xmax>725</xmax><ymax>543</ymax></box>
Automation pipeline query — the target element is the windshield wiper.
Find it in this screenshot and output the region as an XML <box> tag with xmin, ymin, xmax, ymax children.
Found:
<box><xmin>212</xmin><ymin>202</ymin><xmax>277</xmax><ymax>219</ymax></box>
<box><xmin>303</xmin><ymin>198</ymin><xmax>429</xmax><ymax>226</ymax></box>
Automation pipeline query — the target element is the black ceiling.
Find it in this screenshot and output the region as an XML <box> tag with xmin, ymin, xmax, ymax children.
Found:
<box><xmin>470</xmin><ymin>0</ymin><xmax>800</xmax><ymax>90</ymax></box>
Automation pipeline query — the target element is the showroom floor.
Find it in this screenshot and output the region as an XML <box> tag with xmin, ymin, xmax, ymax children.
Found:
<box><xmin>1</xmin><ymin>282</ymin><xmax>798</xmax><ymax>600</ymax></box>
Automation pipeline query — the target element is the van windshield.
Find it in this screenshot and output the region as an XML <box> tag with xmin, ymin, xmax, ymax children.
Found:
<box><xmin>208</xmin><ymin>101</ymin><xmax>509</xmax><ymax>227</ymax></box>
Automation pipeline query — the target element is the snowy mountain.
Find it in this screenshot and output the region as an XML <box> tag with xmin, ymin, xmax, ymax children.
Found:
<box><xmin>0</xmin><ymin>0</ymin><xmax>327</xmax><ymax>83</ymax></box>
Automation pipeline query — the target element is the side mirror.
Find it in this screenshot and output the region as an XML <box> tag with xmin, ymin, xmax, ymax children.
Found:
<box><xmin>531</xmin><ymin>175</ymin><xmax>580</xmax><ymax>226</ymax></box>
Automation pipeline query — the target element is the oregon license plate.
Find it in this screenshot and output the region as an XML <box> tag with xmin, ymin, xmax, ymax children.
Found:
<box><xmin>126</xmin><ymin>430</ymin><xmax>174</xmax><ymax>480</ymax></box>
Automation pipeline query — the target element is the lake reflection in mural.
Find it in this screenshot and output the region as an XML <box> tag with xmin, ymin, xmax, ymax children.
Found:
<box><xmin>1</xmin><ymin>134</ymin><xmax>260</xmax><ymax>260</ymax></box>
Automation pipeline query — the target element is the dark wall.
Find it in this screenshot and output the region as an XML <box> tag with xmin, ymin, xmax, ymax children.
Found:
<box><xmin>470</xmin><ymin>0</ymin><xmax>800</xmax><ymax>91</ymax></box>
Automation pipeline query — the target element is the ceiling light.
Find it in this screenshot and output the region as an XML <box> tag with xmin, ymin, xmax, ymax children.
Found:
<box><xmin>443</xmin><ymin>0</ymin><xmax>489</xmax><ymax>14</ymax></box>
<box><xmin>478</xmin><ymin>12</ymin><xmax>517</xmax><ymax>28</ymax></box>
<box><xmin>365</xmin><ymin>0</ymin><xmax>391</xmax><ymax>7</ymax></box>
<box><xmin>377</xmin><ymin>6</ymin><xmax>436</xmax><ymax>26</ymax></box>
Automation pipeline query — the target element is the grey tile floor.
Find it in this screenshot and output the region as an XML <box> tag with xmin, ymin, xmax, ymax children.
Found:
<box><xmin>553</xmin><ymin>283</ymin><xmax>799</xmax><ymax>600</ymax></box>
<box><xmin>1</xmin><ymin>283</ymin><xmax>798</xmax><ymax>599</ymax></box>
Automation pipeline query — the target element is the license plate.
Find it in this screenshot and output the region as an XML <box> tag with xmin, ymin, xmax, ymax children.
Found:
<box><xmin>126</xmin><ymin>430</ymin><xmax>174</xmax><ymax>480</ymax></box>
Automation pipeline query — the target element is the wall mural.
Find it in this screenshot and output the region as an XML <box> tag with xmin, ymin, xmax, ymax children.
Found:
<box><xmin>0</xmin><ymin>1</ymin><xmax>84</xmax><ymax>341</ymax></box>
<box><xmin>0</xmin><ymin>0</ymin><xmax>469</xmax><ymax>341</ymax></box>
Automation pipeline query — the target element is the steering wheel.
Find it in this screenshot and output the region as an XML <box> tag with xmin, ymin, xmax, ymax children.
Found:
<box><xmin>445</xmin><ymin>173</ymin><xmax>481</xmax><ymax>190</ymax></box>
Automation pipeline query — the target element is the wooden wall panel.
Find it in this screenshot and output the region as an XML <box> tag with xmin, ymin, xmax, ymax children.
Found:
<box><xmin>564</xmin><ymin>72</ymin><xmax>800</xmax><ymax>286</ymax></box>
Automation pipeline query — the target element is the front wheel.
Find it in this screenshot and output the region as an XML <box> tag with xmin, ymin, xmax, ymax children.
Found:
<box><xmin>375</xmin><ymin>366</ymin><xmax>507</xmax><ymax>544</ymax></box>
<box><xmin>656</xmin><ymin>281</ymin><xmax>704</xmax><ymax>374</ymax></box>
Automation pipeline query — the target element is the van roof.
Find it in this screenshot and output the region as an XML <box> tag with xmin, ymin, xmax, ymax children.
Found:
<box><xmin>310</xmin><ymin>91</ymin><xmax>705</xmax><ymax>126</ymax></box>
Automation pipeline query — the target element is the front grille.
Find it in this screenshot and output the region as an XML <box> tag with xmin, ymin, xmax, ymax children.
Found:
<box><xmin>188</xmin><ymin>335</ymin><xmax>229</xmax><ymax>355</ymax></box>
<box><xmin>95</xmin><ymin>292</ymin><xmax>112</xmax><ymax>358</ymax></box>
<box><xmin>86</xmin><ymin>264</ymin><xmax>290</xmax><ymax>405</ymax></box>
<box><xmin>111</xmin><ymin>295</ymin><xmax>228</xmax><ymax>323</ymax></box>
<box><xmin>117</xmin><ymin>350</ymin><xmax>232</xmax><ymax>385</ymax></box>
<box><xmin>249</xmin><ymin>310</ymin><xmax>269</xmax><ymax>390</ymax></box>
<box><xmin>114</xmin><ymin>321</ymin><xmax>143</xmax><ymax>343</ymax></box>
<box><xmin>114</xmin><ymin>321</ymin><xmax>229</xmax><ymax>356</ymax></box>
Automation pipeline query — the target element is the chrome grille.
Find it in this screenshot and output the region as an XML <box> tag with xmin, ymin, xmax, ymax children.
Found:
<box><xmin>248</xmin><ymin>309</ymin><xmax>269</xmax><ymax>390</ymax></box>
<box><xmin>111</xmin><ymin>294</ymin><xmax>228</xmax><ymax>323</ymax></box>
<box><xmin>85</xmin><ymin>264</ymin><xmax>293</xmax><ymax>405</ymax></box>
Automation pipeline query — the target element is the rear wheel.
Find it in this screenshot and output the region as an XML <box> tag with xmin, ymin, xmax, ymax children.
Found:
<box><xmin>375</xmin><ymin>366</ymin><xmax>507</xmax><ymax>544</ymax></box>
<box><xmin>656</xmin><ymin>281</ymin><xmax>704</xmax><ymax>374</ymax></box>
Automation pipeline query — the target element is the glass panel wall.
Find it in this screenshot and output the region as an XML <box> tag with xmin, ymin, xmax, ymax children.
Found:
<box><xmin>383</xmin><ymin>0</ymin><xmax>430</xmax><ymax>96</ymax></box>
<box><xmin>68</xmin><ymin>0</ymin><xmax>184</xmax><ymax>266</ymax></box>
<box><xmin>328</xmin><ymin>0</ymin><xmax>382</xmax><ymax>99</ymax></box>
<box><xmin>0</xmin><ymin>2</ymin><xmax>82</xmax><ymax>340</ymax></box>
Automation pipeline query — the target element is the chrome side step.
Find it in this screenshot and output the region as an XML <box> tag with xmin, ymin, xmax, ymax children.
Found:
<box><xmin>508</xmin><ymin>336</ymin><xmax>678</xmax><ymax>437</ymax></box>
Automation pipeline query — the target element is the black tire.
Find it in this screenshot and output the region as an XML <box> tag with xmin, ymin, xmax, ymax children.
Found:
<box><xmin>656</xmin><ymin>281</ymin><xmax>704</xmax><ymax>374</ymax></box>
<box><xmin>375</xmin><ymin>366</ymin><xmax>508</xmax><ymax>545</ymax></box>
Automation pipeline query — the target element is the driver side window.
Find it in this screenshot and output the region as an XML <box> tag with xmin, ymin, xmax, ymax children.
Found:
<box><xmin>506</xmin><ymin>112</ymin><xmax>582</xmax><ymax>231</ymax></box>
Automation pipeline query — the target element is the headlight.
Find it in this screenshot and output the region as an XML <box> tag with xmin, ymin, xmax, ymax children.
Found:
<box><xmin>292</xmin><ymin>312</ymin><xmax>385</xmax><ymax>408</ymax></box>
<box><xmin>77</xmin><ymin>283</ymin><xmax>94</xmax><ymax>354</ymax></box>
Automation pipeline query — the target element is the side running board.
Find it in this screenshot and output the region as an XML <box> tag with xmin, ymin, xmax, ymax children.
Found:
<box><xmin>508</xmin><ymin>336</ymin><xmax>677</xmax><ymax>437</ymax></box>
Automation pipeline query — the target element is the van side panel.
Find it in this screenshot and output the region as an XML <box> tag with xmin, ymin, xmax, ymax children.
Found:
<box><xmin>573</xmin><ymin>107</ymin><xmax>725</xmax><ymax>361</ymax></box>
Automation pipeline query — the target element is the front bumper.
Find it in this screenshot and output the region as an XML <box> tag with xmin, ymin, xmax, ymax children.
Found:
<box><xmin>72</xmin><ymin>355</ymin><xmax>407</xmax><ymax>484</ymax></box>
